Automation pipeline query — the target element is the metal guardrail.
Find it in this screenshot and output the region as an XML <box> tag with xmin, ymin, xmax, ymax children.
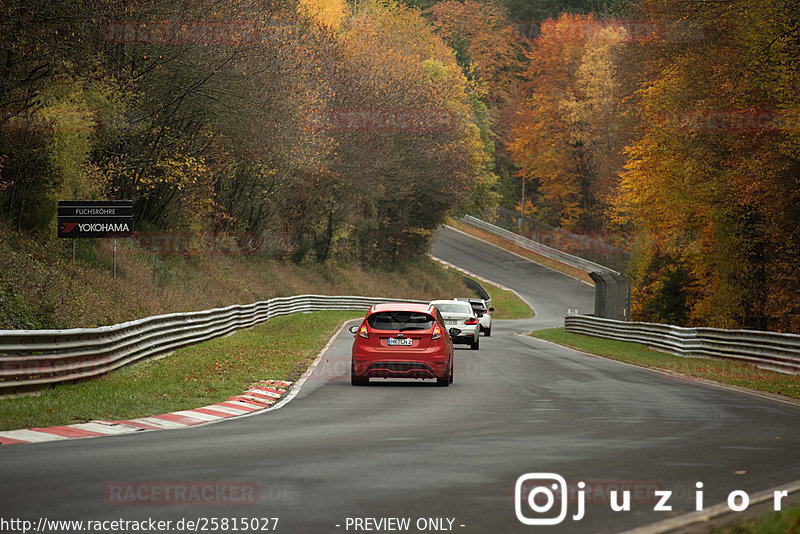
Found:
<box><xmin>463</xmin><ymin>278</ymin><xmax>492</xmax><ymax>309</ymax></box>
<box><xmin>565</xmin><ymin>314</ymin><xmax>800</xmax><ymax>375</ymax></box>
<box><xmin>459</xmin><ymin>215</ymin><xmax>617</xmax><ymax>275</ymax></box>
<box><xmin>0</xmin><ymin>295</ymin><xmax>426</xmax><ymax>392</ymax></box>
<box><xmin>486</xmin><ymin>206</ymin><xmax>631</xmax><ymax>272</ymax></box>
<box><xmin>458</xmin><ymin>216</ymin><xmax>631</xmax><ymax>319</ymax></box>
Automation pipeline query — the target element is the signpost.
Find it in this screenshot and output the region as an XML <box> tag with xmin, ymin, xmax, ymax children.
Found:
<box><xmin>58</xmin><ymin>200</ymin><xmax>133</xmax><ymax>280</ymax></box>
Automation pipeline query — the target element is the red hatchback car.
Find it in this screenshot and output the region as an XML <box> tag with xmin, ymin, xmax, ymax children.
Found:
<box><xmin>349</xmin><ymin>303</ymin><xmax>460</xmax><ymax>387</ymax></box>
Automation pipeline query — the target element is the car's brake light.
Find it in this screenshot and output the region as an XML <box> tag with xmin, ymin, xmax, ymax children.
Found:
<box><xmin>358</xmin><ymin>324</ymin><xmax>369</xmax><ymax>339</ymax></box>
<box><xmin>464</xmin><ymin>318</ymin><xmax>478</xmax><ymax>325</ymax></box>
<box><xmin>432</xmin><ymin>323</ymin><xmax>443</xmax><ymax>340</ymax></box>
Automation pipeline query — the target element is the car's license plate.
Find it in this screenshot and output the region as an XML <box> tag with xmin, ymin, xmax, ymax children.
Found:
<box><xmin>445</xmin><ymin>320</ymin><xmax>457</xmax><ymax>325</ymax></box>
<box><xmin>387</xmin><ymin>338</ymin><xmax>413</xmax><ymax>346</ymax></box>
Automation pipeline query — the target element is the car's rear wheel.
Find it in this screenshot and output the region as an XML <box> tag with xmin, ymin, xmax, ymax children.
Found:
<box><xmin>470</xmin><ymin>336</ymin><xmax>480</xmax><ymax>350</ymax></box>
<box><xmin>437</xmin><ymin>361</ymin><xmax>452</xmax><ymax>387</ymax></box>
<box><xmin>351</xmin><ymin>363</ymin><xmax>369</xmax><ymax>386</ymax></box>
<box><xmin>485</xmin><ymin>326</ymin><xmax>491</xmax><ymax>337</ymax></box>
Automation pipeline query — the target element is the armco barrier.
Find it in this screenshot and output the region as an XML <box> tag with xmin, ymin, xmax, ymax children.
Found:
<box><xmin>0</xmin><ymin>295</ymin><xmax>425</xmax><ymax>393</ymax></box>
<box><xmin>463</xmin><ymin>277</ymin><xmax>492</xmax><ymax>309</ymax></box>
<box><xmin>459</xmin><ymin>216</ymin><xmax>631</xmax><ymax>320</ymax></box>
<box><xmin>460</xmin><ymin>215</ymin><xmax>616</xmax><ymax>275</ymax></box>
<box><xmin>565</xmin><ymin>314</ymin><xmax>800</xmax><ymax>375</ymax></box>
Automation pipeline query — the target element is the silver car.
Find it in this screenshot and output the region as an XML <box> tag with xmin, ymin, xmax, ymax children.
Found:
<box><xmin>429</xmin><ymin>300</ymin><xmax>480</xmax><ymax>350</ymax></box>
<box><xmin>456</xmin><ymin>298</ymin><xmax>494</xmax><ymax>336</ymax></box>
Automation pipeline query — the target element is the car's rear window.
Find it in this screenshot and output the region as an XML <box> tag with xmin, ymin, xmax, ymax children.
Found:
<box><xmin>433</xmin><ymin>302</ymin><xmax>473</xmax><ymax>314</ymax></box>
<box><xmin>367</xmin><ymin>311</ymin><xmax>435</xmax><ymax>331</ymax></box>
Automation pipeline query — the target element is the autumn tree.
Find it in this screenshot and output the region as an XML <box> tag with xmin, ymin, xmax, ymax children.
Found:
<box><xmin>427</xmin><ymin>0</ymin><xmax>522</xmax><ymax>109</ymax></box>
<box><xmin>615</xmin><ymin>0</ymin><xmax>800</xmax><ymax>332</ymax></box>
<box><xmin>426</xmin><ymin>0</ymin><xmax>521</xmax><ymax>212</ymax></box>
<box><xmin>332</xmin><ymin>0</ymin><xmax>489</xmax><ymax>263</ymax></box>
<box><xmin>0</xmin><ymin>0</ymin><xmax>498</xmax><ymax>268</ymax></box>
<box><xmin>509</xmin><ymin>13</ymin><xmax>629</xmax><ymax>232</ymax></box>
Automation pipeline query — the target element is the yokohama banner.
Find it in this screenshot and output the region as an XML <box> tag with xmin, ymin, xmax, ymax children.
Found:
<box><xmin>58</xmin><ymin>200</ymin><xmax>133</xmax><ymax>238</ymax></box>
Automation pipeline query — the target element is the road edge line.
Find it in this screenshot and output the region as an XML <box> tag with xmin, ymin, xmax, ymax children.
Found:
<box><xmin>234</xmin><ymin>319</ymin><xmax>356</xmax><ymax>418</ymax></box>
<box><xmin>618</xmin><ymin>478</ymin><xmax>800</xmax><ymax>534</ymax></box>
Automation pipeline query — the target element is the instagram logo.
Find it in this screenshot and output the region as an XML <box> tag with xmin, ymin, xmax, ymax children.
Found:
<box><xmin>513</xmin><ymin>474</ymin><xmax>788</xmax><ymax>525</ymax></box>
<box><xmin>515</xmin><ymin>473</ymin><xmax>572</xmax><ymax>525</ymax></box>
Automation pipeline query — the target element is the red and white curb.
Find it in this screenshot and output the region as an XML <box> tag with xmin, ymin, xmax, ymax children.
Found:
<box><xmin>0</xmin><ymin>380</ymin><xmax>292</xmax><ymax>445</ymax></box>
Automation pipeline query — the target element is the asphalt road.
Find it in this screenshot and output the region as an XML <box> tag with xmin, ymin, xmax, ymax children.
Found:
<box><xmin>1</xmin><ymin>226</ymin><xmax>799</xmax><ymax>534</ymax></box>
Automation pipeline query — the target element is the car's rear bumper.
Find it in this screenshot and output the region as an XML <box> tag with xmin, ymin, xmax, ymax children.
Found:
<box><xmin>352</xmin><ymin>347</ymin><xmax>450</xmax><ymax>379</ymax></box>
<box><xmin>450</xmin><ymin>325</ymin><xmax>478</xmax><ymax>344</ymax></box>
<box><xmin>358</xmin><ymin>361</ymin><xmax>444</xmax><ymax>379</ymax></box>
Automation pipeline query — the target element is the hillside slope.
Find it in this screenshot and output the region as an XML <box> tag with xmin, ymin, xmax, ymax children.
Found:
<box><xmin>0</xmin><ymin>224</ymin><xmax>472</xmax><ymax>329</ymax></box>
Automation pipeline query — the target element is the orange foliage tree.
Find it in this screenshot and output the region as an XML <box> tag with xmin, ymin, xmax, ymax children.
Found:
<box><xmin>509</xmin><ymin>14</ymin><xmax>629</xmax><ymax>232</ymax></box>
<box><xmin>615</xmin><ymin>0</ymin><xmax>800</xmax><ymax>332</ymax></box>
<box><xmin>426</xmin><ymin>0</ymin><xmax>522</xmax><ymax>209</ymax></box>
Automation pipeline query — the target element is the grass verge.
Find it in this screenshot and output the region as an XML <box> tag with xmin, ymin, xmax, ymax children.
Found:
<box><xmin>714</xmin><ymin>504</ymin><xmax>800</xmax><ymax>533</ymax></box>
<box><xmin>0</xmin><ymin>310</ymin><xmax>361</xmax><ymax>431</ymax></box>
<box><xmin>463</xmin><ymin>274</ymin><xmax>533</xmax><ymax>320</ymax></box>
<box><xmin>530</xmin><ymin>328</ymin><xmax>800</xmax><ymax>400</ymax></box>
<box><xmin>448</xmin><ymin>219</ymin><xmax>594</xmax><ymax>284</ymax></box>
